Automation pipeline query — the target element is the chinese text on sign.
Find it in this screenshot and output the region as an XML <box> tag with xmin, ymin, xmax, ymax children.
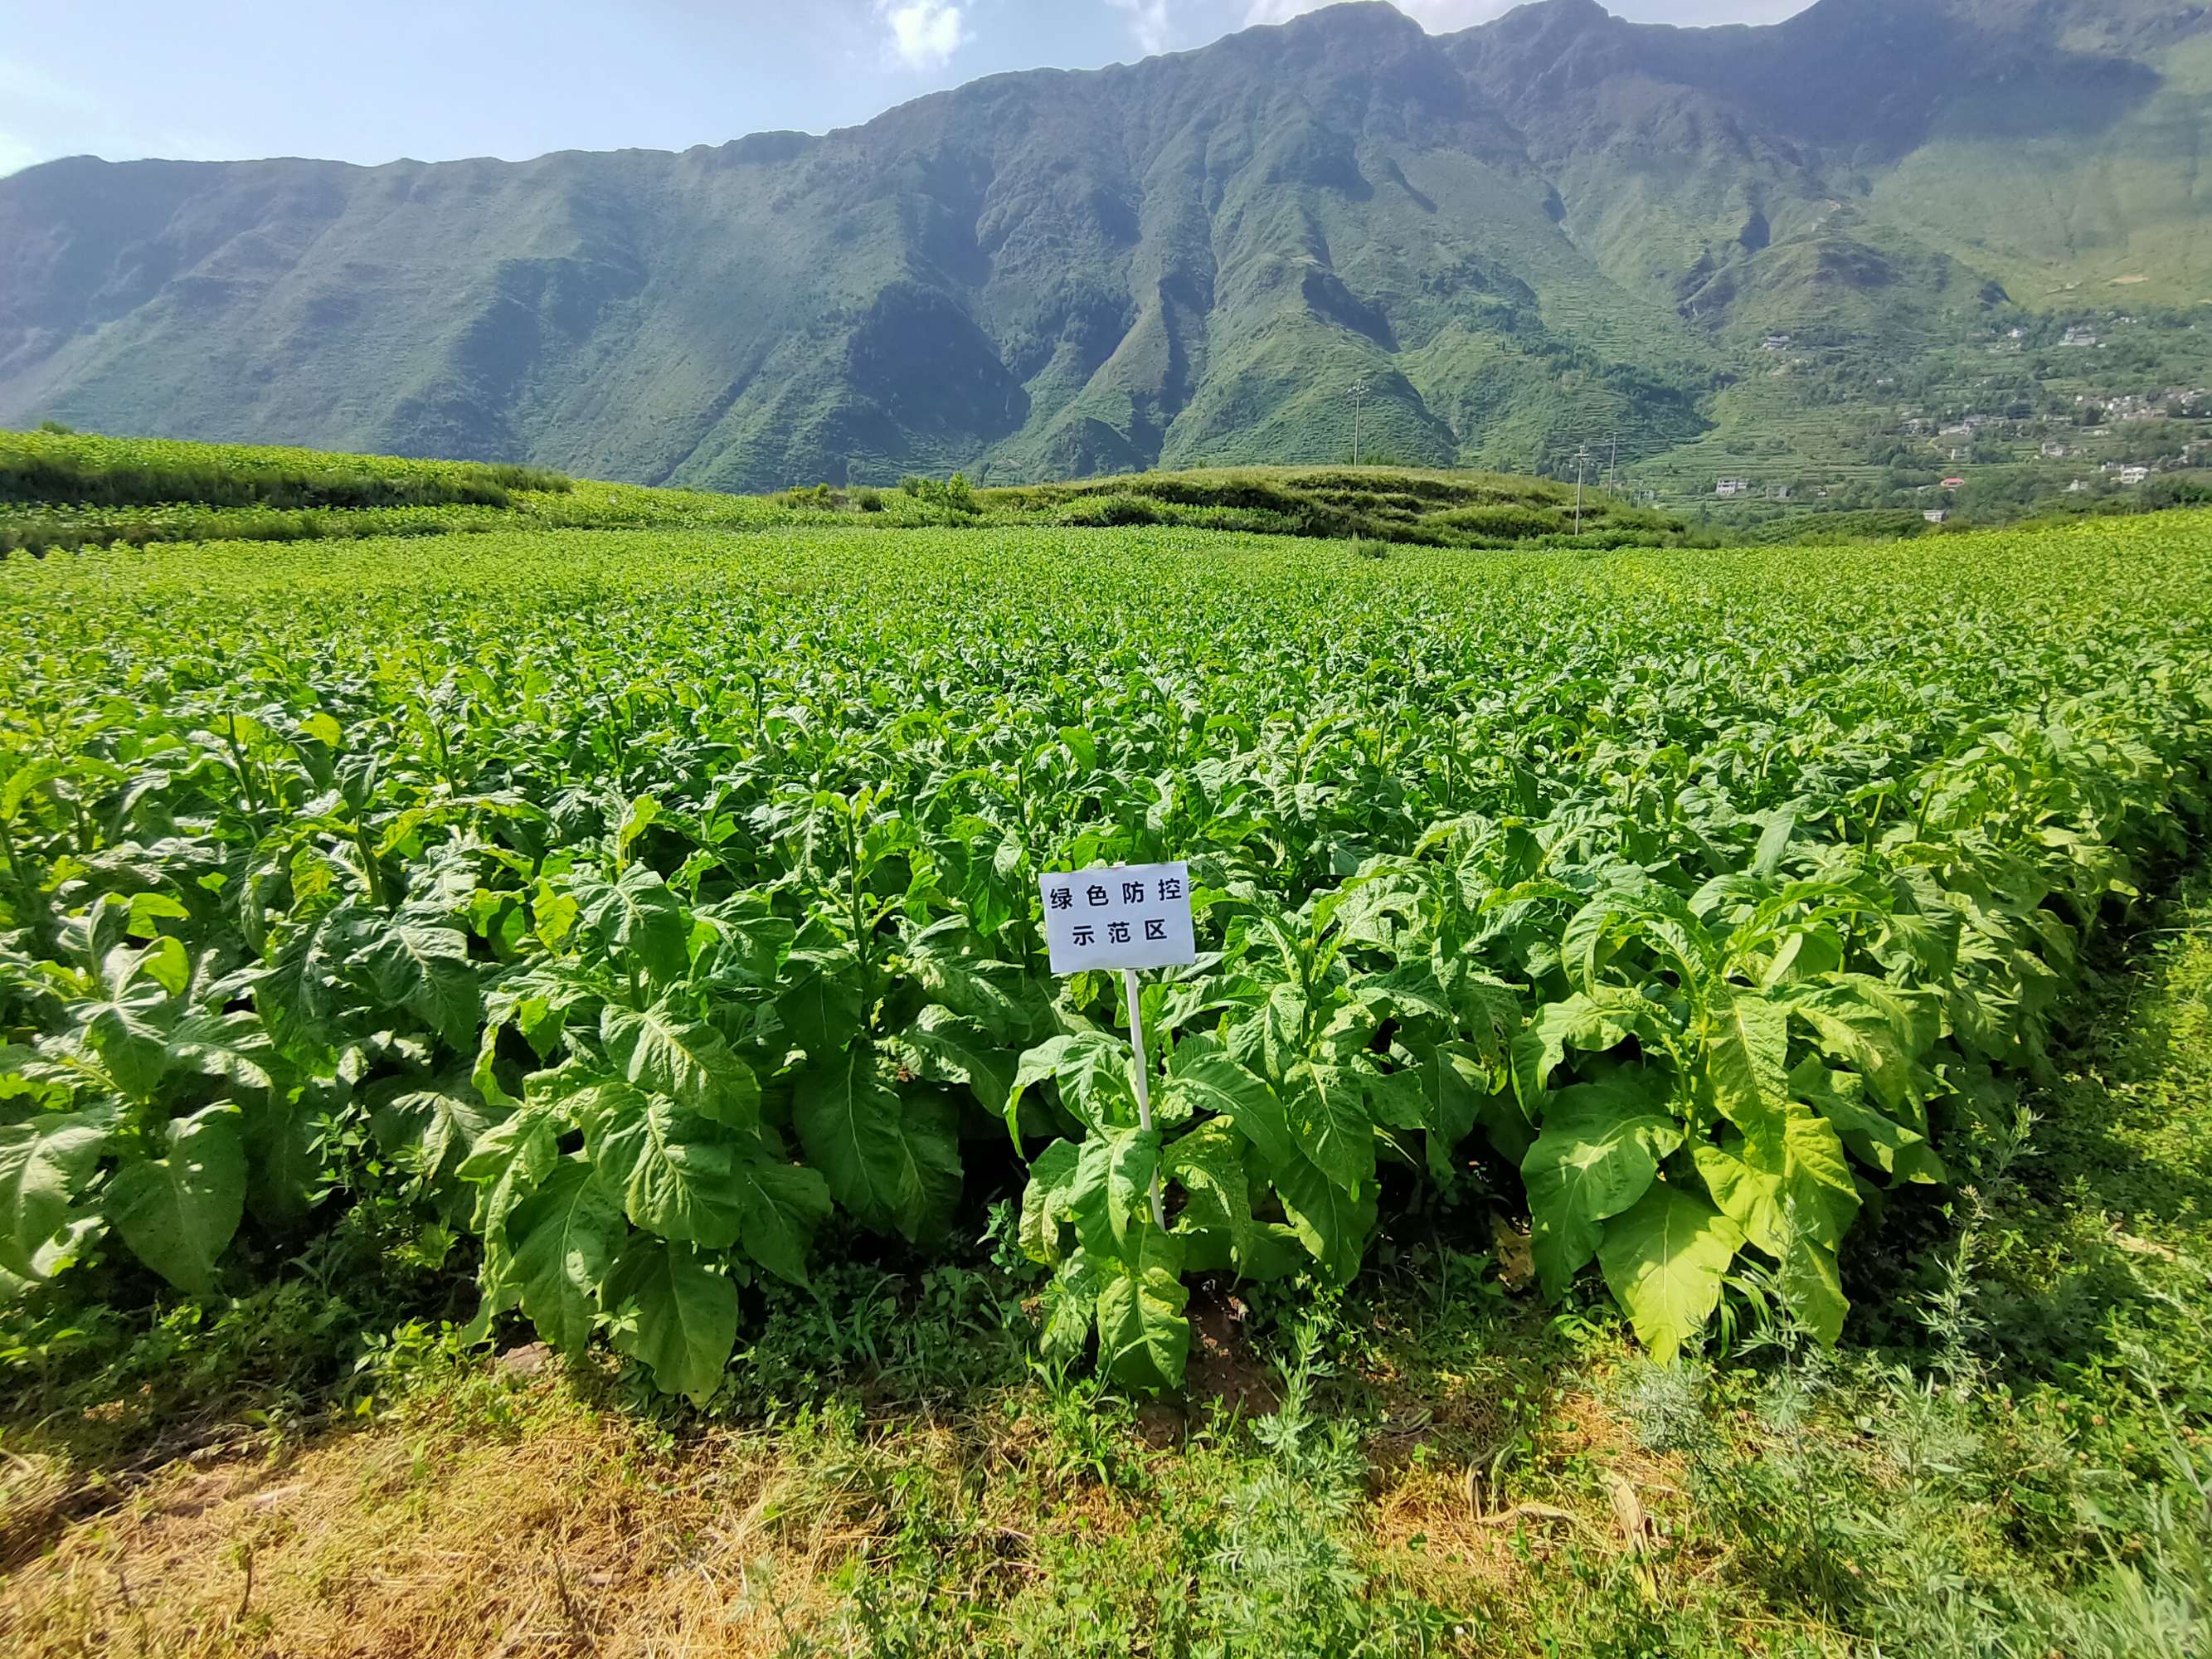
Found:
<box><xmin>1038</xmin><ymin>862</ymin><xmax>1196</xmax><ymax>974</ymax></box>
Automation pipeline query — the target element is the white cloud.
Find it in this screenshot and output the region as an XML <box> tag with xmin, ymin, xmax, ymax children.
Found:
<box><xmin>0</xmin><ymin>54</ymin><xmax>240</xmax><ymax>168</ymax></box>
<box><xmin>0</xmin><ymin>55</ymin><xmax>104</xmax><ymax>115</ymax></box>
<box><xmin>1108</xmin><ymin>0</ymin><xmax>1179</xmax><ymax>53</ymax></box>
<box><xmin>878</xmin><ymin>1</ymin><xmax>969</xmax><ymax>71</ymax></box>
<box><xmin>1243</xmin><ymin>1</ymin><xmax>1806</xmax><ymax>28</ymax></box>
<box><xmin>0</xmin><ymin>132</ymin><xmax>45</xmax><ymax>178</ymax></box>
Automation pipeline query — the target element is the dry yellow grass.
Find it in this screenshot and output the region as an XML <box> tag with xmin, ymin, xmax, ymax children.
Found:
<box><xmin>0</xmin><ymin>1359</ymin><xmax>1656</xmax><ymax>1658</ymax></box>
<box><xmin>0</xmin><ymin>1379</ymin><xmax>936</xmax><ymax>1659</ymax></box>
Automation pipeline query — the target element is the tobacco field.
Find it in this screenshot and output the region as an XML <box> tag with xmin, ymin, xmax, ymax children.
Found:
<box><xmin>4</xmin><ymin>514</ymin><xmax>2211</xmax><ymax>1403</ymax></box>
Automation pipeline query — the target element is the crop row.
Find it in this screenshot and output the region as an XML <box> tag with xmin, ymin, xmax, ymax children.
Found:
<box><xmin>2</xmin><ymin>518</ymin><xmax>2210</xmax><ymax>1396</ymax></box>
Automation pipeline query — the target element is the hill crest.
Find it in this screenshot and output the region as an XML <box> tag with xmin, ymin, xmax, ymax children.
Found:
<box><xmin>1</xmin><ymin>0</ymin><xmax>2205</xmax><ymax>494</ymax></box>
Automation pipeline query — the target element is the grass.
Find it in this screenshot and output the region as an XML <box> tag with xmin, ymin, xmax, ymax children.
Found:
<box><xmin>21</xmin><ymin>425</ymin><xmax>2212</xmax><ymax>559</ymax></box>
<box><xmin>7</xmin><ymin>864</ymin><xmax>2212</xmax><ymax>1655</ymax></box>
<box><xmin>971</xmin><ymin>465</ymin><xmax>1675</xmax><ymax>547</ymax></box>
<box><xmin>0</xmin><ymin>431</ymin><xmax>1688</xmax><ymax>557</ymax></box>
<box><xmin>0</xmin><ymin>428</ymin><xmax>571</xmax><ymax>511</ymax></box>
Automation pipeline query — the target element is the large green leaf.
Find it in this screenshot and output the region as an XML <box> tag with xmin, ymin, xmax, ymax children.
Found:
<box><xmin>728</xmin><ymin>1151</ymin><xmax>833</xmax><ymax>1287</ymax></box>
<box><xmin>1361</xmin><ymin>1065</ymin><xmax>1428</xmax><ymax>1131</ymax></box>
<box><xmin>1596</xmin><ymin>1183</ymin><xmax>1746</xmax><ymax>1365</ymax></box>
<box><xmin>1160</xmin><ymin>1035</ymin><xmax>1295</xmax><ymax>1171</ymax></box>
<box><xmin>1163</xmin><ymin>1117</ymin><xmax>1255</xmax><ymax>1269</ymax></box>
<box><xmin>1775</xmin><ymin>1237</ymin><xmax>1849</xmax><ymax>1349</ymax></box>
<box><xmin>1041</xmin><ymin>1248</ymin><xmax>1105</xmax><ymax>1365</ymax></box>
<box><xmin>601</xmin><ymin>1236</ymin><xmax>737</xmax><ymax>1404</ymax></box>
<box><xmin>1354</xmin><ymin>958</ymin><xmax>1456</xmax><ymax>1026</ymax></box>
<box><xmin>903</xmin><ymin>932</ymin><xmax>1024</xmax><ymax>1038</ymax></box>
<box><xmin>792</xmin><ymin>1046</ymin><xmax>961</xmax><ymax>1241</ymax></box>
<box><xmin>0</xmin><ymin>1108</ymin><xmax>111</xmax><ymax>1279</ymax></box>
<box><xmin>348</xmin><ymin>919</ymin><xmax>483</xmax><ymax>1047</ymax></box>
<box><xmin>1694</xmin><ymin>1101</ymin><xmax>1862</xmax><ymax>1257</ymax></box>
<box><xmin>166</xmin><ymin>1008</ymin><xmax>280</xmax><ymax>1092</ymax></box>
<box><xmin>506</xmin><ymin>1157</ymin><xmax>624</xmax><ymax>1355</ymax></box>
<box><xmin>1284</xmin><ymin>1059</ymin><xmax>1373</xmax><ymax>1196</ymax></box>
<box><xmin>1018</xmin><ymin>1138</ymin><xmax>1083</xmax><ymax>1266</ymax></box>
<box><xmin>1702</xmin><ymin>984</ymin><xmax>1792</xmax><ymax>1137</ymax></box>
<box><xmin>0</xmin><ymin>754</ymin><xmax>68</xmax><ymax>825</ymax></box>
<box><xmin>573</xmin><ymin>864</ymin><xmax>691</xmax><ymax>984</ymax></box>
<box><xmin>1255</xmin><ymin>982</ymin><xmax>1310</xmax><ymax>1081</ymax></box>
<box><xmin>1063</xmin><ymin>1134</ymin><xmax>1119</xmax><ymax>1259</ymax></box>
<box><xmin>253</xmin><ymin>902</ymin><xmax>363</xmax><ymax>1059</ymax></box>
<box><xmin>1791</xmin><ymin>1058</ymin><xmax>1944</xmax><ymax>1184</ymax></box>
<box><xmin>1102</xmin><ymin>1124</ymin><xmax>1160</xmax><ymax>1246</ymax></box>
<box><xmin>457</xmin><ymin>1103</ymin><xmax>559</xmax><ymax>1242</ymax></box>
<box><xmin>1272</xmin><ymin>1150</ymin><xmax>1377</xmax><ymax>1287</ymax></box>
<box><xmin>1009</xmin><ymin>1031</ymin><xmax>1135</xmax><ymax>1138</ymax></box>
<box><xmin>600</xmin><ymin>1000</ymin><xmax>757</xmax><ymax>1128</ymax></box>
<box><xmin>377</xmin><ymin>1080</ymin><xmax>503</xmax><ymax>1182</ymax></box>
<box><xmin>240</xmin><ymin>1095</ymin><xmax>322</xmax><ymax>1229</ymax></box>
<box><xmin>585</xmin><ymin>1083</ymin><xmax>746</xmax><ymax>1248</ymax></box>
<box><xmin>890</xmin><ymin>1004</ymin><xmax>1017</xmax><ymax>1115</ymax></box>
<box><xmin>109</xmin><ymin>1104</ymin><xmax>247</xmax><ymax>1294</ymax></box>
<box><xmin>775</xmin><ymin>946</ymin><xmax>864</xmax><ymax>1062</ymax></box>
<box><xmin>1510</xmin><ymin>992</ymin><xmax>1631</xmax><ymax>1111</ymax></box>
<box><xmin>82</xmin><ymin>988</ymin><xmax>171</xmax><ymax>1101</ymax></box>
<box><xmin>1787</xmin><ymin>978</ymin><xmax>1941</xmax><ymax>1113</ymax></box>
<box><xmin>1692</xmin><ymin>1097</ymin><xmax>1861</xmax><ymax>1347</ymax></box>
<box><xmin>1405</xmin><ymin>1036</ymin><xmax>1486</xmax><ymax>1180</ymax></box>
<box><xmin>1094</xmin><ymin>1228</ymin><xmax>1189</xmax><ymax>1391</ymax></box>
<box><xmin>1522</xmin><ymin>1075</ymin><xmax>1683</xmax><ymax>1299</ymax></box>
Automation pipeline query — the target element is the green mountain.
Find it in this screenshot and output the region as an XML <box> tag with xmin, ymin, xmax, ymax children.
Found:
<box><xmin>2</xmin><ymin>0</ymin><xmax>2207</xmax><ymax>494</ymax></box>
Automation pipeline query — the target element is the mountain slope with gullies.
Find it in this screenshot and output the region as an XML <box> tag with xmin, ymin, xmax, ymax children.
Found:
<box><xmin>1</xmin><ymin>0</ymin><xmax>2205</xmax><ymax>490</ymax></box>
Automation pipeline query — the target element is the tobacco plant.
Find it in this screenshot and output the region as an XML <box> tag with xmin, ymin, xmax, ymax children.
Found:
<box><xmin>3</xmin><ymin>515</ymin><xmax>2209</xmax><ymax>1394</ymax></box>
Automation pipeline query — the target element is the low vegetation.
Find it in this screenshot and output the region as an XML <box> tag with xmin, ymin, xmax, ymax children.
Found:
<box><xmin>971</xmin><ymin>466</ymin><xmax>1675</xmax><ymax>547</ymax></box>
<box><xmin>0</xmin><ymin>428</ymin><xmax>571</xmax><ymax>512</ymax></box>
<box><xmin>4</xmin><ymin>513</ymin><xmax>2209</xmax><ymax>1392</ymax></box>
<box><xmin>6</xmin><ymin>868</ymin><xmax>2210</xmax><ymax>1656</ymax></box>
<box><xmin>1</xmin><ymin>431</ymin><xmax>1685</xmax><ymax>557</ymax></box>
<box><xmin>2</xmin><ymin>450</ymin><xmax>2210</xmax><ymax>1652</ymax></box>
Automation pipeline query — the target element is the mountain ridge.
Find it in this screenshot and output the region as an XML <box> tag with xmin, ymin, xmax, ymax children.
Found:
<box><xmin>2</xmin><ymin>0</ymin><xmax>2206</xmax><ymax>492</ymax></box>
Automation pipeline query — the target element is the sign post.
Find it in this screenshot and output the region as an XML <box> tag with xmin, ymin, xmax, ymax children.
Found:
<box><xmin>1123</xmin><ymin>965</ymin><xmax>1164</xmax><ymax>1228</ymax></box>
<box><xmin>1037</xmin><ymin>860</ymin><xmax>1198</xmax><ymax>1233</ymax></box>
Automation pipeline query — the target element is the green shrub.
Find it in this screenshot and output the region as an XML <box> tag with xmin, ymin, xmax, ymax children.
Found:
<box><xmin>900</xmin><ymin>473</ymin><xmax>980</xmax><ymax>515</ymax></box>
<box><xmin>770</xmin><ymin>483</ymin><xmax>838</xmax><ymax>510</ymax></box>
<box><xmin>1056</xmin><ymin>493</ymin><xmax>1161</xmax><ymax>528</ymax></box>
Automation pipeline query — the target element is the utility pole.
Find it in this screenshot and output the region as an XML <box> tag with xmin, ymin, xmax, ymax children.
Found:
<box><xmin>1351</xmin><ymin>376</ymin><xmax>1369</xmax><ymax>467</ymax></box>
<box><xmin>1571</xmin><ymin>442</ymin><xmax>1593</xmax><ymax>533</ymax></box>
<box><xmin>1607</xmin><ymin>433</ymin><xmax>1618</xmax><ymax>492</ymax></box>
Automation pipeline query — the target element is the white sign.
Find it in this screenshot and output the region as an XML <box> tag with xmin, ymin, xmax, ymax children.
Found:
<box><xmin>1038</xmin><ymin>861</ymin><xmax>1196</xmax><ymax>975</ymax></box>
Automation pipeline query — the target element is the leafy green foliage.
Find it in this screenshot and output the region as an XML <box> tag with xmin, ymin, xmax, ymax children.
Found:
<box><xmin>3</xmin><ymin>508</ymin><xmax>2211</xmax><ymax>1397</ymax></box>
<box><xmin>0</xmin><ymin>431</ymin><xmax>1686</xmax><ymax>559</ymax></box>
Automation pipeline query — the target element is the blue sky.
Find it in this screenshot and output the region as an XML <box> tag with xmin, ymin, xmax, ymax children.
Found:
<box><xmin>0</xmin><ymin>0</ymin><xmax>1810</xmax><ymax>178</ymax></box>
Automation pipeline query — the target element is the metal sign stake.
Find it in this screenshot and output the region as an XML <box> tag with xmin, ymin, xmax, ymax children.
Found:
<box><xmin>1123</xmin><ymin>965</ymin><xmax>1168</xmax><ymax>1230</ymax></box>
<box><xmin>1035</xmin><ymin>858</ymin><xmax>1195</xmax><ymax>1238</ymax></box>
